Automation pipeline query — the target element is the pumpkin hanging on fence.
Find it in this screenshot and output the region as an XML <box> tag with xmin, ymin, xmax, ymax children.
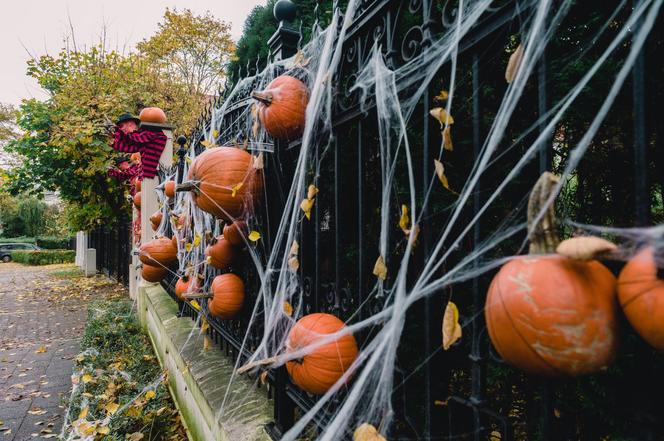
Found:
<box><xmin>205</xmin><ymin>236</ymin><xmax>236</xmax><ymax>269</ymax></box>
<box><xmin>223</xmin><ymin>220</ymin><xmax>248</xmax><ymax>246</ymax></box>
<box><xmin>139</xmin><ymin>237</ymin><xmax>178</xmax><ymax>267</ymax></box>
<box><xmin>251</xmin><ymin>75</ymin><xmax>309</xmax><ymax>141</ymax></box>
<box><xmin>286</xmin><ymin>313</ymin><xmax>359</xmax><ymax>395</ymax></box>
<box><xmin>142</xmin><ymin>264</ymin><xmax>167</xmax><ymax>283</ymax></box>
<box><xmin>139</xmin><ymin>107</ymin><xmax>167</xmax><ymax>124</ymax></box>
<box><xmin>484</xmin><ymin>172</ymin><xmax>619</xmax><ymax>376</ymax></box>
<box><xmin>132</xmin><ymin>177</ymin><xmax>142</xmax><ymax>192</ymax></box>
<box><xmin>133</xmin><ymin>191</ymin><xmax>141</xmax><ymax>209</ymax></box>
<box><xmin>618</xmin><ymin>246</ymin><xmax>664</xmax><ymax>350</ymax></box>
<box><xmin>208</xmin><ymin>273</ymin><xmax>245</xmax><ymax>319</ymax></box>
<box><xmin>149</xmin><ymin>211</ymin><xmax>163</xmax><ymax>231</ymax></box>
<box><xmin>175</xmin><ymin>276</ymin><xmax>199</xmax><ymax>300</ymax></box>
<box><xmin>177</xmin><ymin>147</ymin><xmax>263</xmax><ymax>221</ymax></box>
<box><xmin>164</xmin><ymin>180</ymin><xmax>176</xmax><ymax>199</ymax></box>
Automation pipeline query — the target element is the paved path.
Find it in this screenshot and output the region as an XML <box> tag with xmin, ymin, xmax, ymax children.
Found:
<box><xmin>0</xmin><ymin>263</ymin><xmax>122</xmax><ymax>440</ymax></box>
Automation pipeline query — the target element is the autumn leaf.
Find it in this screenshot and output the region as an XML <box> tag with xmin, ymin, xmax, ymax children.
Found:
<box><xmin>212</xmin><ymin>129</ymin><xmax>219</xmax><ymax>138</ymax></box>
<box><xmin>104</xmin><ymin>401</ymin><xmax>119</xmax><ymax>415</ymax></box>
<box><xmin>505</xmin><ymin>44</ymin><xmax>524</xmax><ymax>83</ymax></box>
<box><xmin>353</xmin><ymin>423</ymin><xmax>386</xmax><ymax>441</ymax></box>
<box><xmin>259</xmin><ymin>371</ymin><xmax>268</xmax><ymax>385</ymax></box>
<box><xmin>490</xmin><ymin>431</ymin><xmax>502</xmax><ymax>441</ymax></box>
<box><xmin>283</xmin><ymin>301</ymin><xmax>293</xmax><ymax>317</ymax></box>
<box><xmin>185</xmin><ymin>242</ymin><xmax>193</xmax><ymax>252</ymax></box>
<box><xmin>190</xmin><ymin>300</ymin><xmax>201</xmax><ymax>311</ymax></box>
<box><xmin>145</xmin><ymin>390</ymin><xmax>156</xmax><ymax>400</ymax></box>
<box><xmin>300</xmin><ymin>198</ymin><xmax>315</xmax><ymax>220</ymax></box>
<box><xmin>373</xmin><ymin>255</ymin><xmax>387</xmax><ymax>280</ymax></box>
<box><xmin>434</xmin><ymin>89</ymin><xmax>449</xmax><ymax>102</ymax></box>
<box><xmin>231</xmin><ymin>182</ymin><xmax>243</xmax><ymax>197</ymax></box>
<box><xmin>443</xmin><ymin>125</ymin><xmax>453</xmax><ymax>151</ymax></box>
<box><xmin>399</xmin><ymin>204</ymin><xmax>410</xmax><ymax>234</ymax></box>
<box><xmin>429</xmin><ymin>107</ymin><xmax>455</xmax><ymax>127</ymax></box>
<box><xmin>201</xmin><ymin>317</ymin><xmax>209</xmax><ymax>333</ymax></box>
<box><xmin>203</xmin><ymin>336</ymin><xmax>210</xmax><ymax>352</ymax></box>
<box><xmin>81</xmin><ymin>374</ymin><xmax>93</xmax><ymax>384</ymax></box>
<box><xmin>200</xmin><ymin>139</ymin><xmax>212</xmax><ymax>148</ymax></box>
<box><xmin>97</xmin><ymin>426</ymin><xmax>110</xmax><ymax>435</ymax></box>
<box><xmin>248</xmin><ymin>230</ymin><xmax>261</xmax><ymax>242</ymax></box>
<box><xmin>253</xmin><ymin>152</ymin><xmax>264</xmax><ymax>169</ymax></box>
<box><xmin>307</xmin><ymin>184</ymin><xmax>319</xmax><ymax>199</ymax></box>
<box><xmin>126</xmin><ymin>433</ymin><xmax>144</xmax><ymax>441</ymax></box>
<box><xmin>433</xmin><ymin>159</ymin><xmax>452</xmax><ymax>192</ymax></box>
<box><xmin>35</xmin><ymin>346</ymin><xmax>47</xmax><ymax>354</ymax></box>
<box><xmin>78</xmin><ymin>407</ymin><xmax>89</xmax><ymax>420</ymax></box>
<box><xmin>442</xmin><ymin>301</ymin><xmax>462</xmax><ymax>350</ymax></box>
<box><xmin>185</xmin><ymin>156</ymin><xmax>193</xmax><ymax>165</ymax></box>
<box><xmin>288</xmin><ymin>240</ymin><xmax>299</xmax><ymax>272</ymax></box>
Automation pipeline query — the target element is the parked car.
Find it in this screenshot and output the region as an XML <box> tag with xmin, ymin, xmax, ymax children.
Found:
<box><xmin>0</xmin><ymin>243</ymin><xmax>41</xmax><ymax>262</ymax></box>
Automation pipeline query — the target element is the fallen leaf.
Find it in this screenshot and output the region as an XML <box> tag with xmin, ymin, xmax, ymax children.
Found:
<box><xmin>185</xmin><ymin>243</ymin><xmax>193</xmax><ymax>252</ymax></box>
<box><xmin>190</xmin><ymin>300</ymin><xmax>201</xmax><ymax>311</ymax></box>
<box><xmin>505</xmin><ymin>44</ymin><xmax>524</xmax><ymax>83</ymax></box>
<box><xmin>97</xmin><ymin>426</ymin><xmax>110</xmax><ymax>435</ymax></box>
<box><xmin>490</xmin><ymin>431</ymin><xmax>502</xmax><ymax>441</ymax></box>
<box><xmin>373</xmin><ymin>255</ymin><xmax>387</xmax><ymax>280</ymax></box>
<box><xmin>145</xmin><ymin>390</ymin><xmax>156</xmax><ymax>400</ymax></box>
<box><xmin>126</xmin><ymin>433</ymin><xmax>144</xmax><ymax>441</ymax></box>
<box><xmin>248</xmin><ymin>231</ymin><xmax>261</xmax><ymax>242</ymax></box>
<box><xmin>307</xmin><ymin>184</ymin><xmax>319</xmax><ymax>199</ymax></box>
<box><xmin>200</xmin><ymin>139</ymin><xmax>212</xmax><ymax>148</ymax></box>
<box><xmin>78</xmin><ymin>407</ymin><xmax>88</xmax><ymax>420</ymax></box>
<box><xmin>434</xmin><ymin>89</ymin><xmax>449</xmax><ymax>102</ymax></box>
<box><xmin>259</xmin><ymin>371</ymin><xmax>268</xmax><ymax>385</ymax></box>
<box><xmin>399</xmin><ymin>204</ymin><xmax>410</xmax><ymax>234</ymax></box>
<box><xmin>429</xmin><ymin>107</ymin><xmax>454</xmax><ymax>127</ymax></box>
<box><xmin>193</xmin><ymin>233</ymin><xmax>201</xmax><ymax>247</ymax></box>
<box><xmin>300</xmin><ymin>198</ymin><xmax>315</xmax><ymax>220</ymax></box>
<box><xmin>201</xmin><ymin>317</ymin><xmax>209</xmax><ymax>333</ymax></box>
<box><xmin>353</xmin><ymin>423</ymin><xmax>386</xmax><ymax>441</ymax></box>
<box><xmin>104</xmin><ymin>401</ymin><xmax>119</xmax><ymax>415</ymax></box>
<box><xmin>442</xmin><ymin>301</ymin><xmax>462</xmax><ymax>350</ymax></box>
<box><xmin>35</xmin><ymin>346</ymin><xmax>47</xmax><ymax>354</ymax></box>
<box><xmin>81</xmin><ymin>374</ymin><xmax>93</xmax><ymax>384</ymax></box>
<box><xmin>283</xmin><ymin>301</ymin><xmax>293</xmax><ymax>317</ymax></box>
<box><xmin>443</xmin><ymin>126</ymin><xmax>453</xmax><ymax>151</ymax></box>
<box><xmin>212</xmin><ymin>129</ymin><xmax>219</xmax><ymax>138</ymax></box>
<box><xmin>253</xmin><ymin>152</ymin><xmax>264</xmax><ymax>170</ymax></box>
<box><xmin>433</xmin><ymin>159</ymin><xmax>451</xmax><ymax>191</ymax></box>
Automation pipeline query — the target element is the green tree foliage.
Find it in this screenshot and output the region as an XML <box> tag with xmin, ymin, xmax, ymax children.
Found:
<box><xmin>0</xmin><ymin>191</ymin><xmax>62</xmax><ymax>237</ymax></box>
<box><xmin>137</xmin><ymin>8</ymin><xmax>236</xmax><ymax>95</ymax></box>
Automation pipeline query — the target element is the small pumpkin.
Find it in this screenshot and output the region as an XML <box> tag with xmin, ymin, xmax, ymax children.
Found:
<box><xmin>178</xmin><ymin>147</ymin><xmax>263</xmax><ymax>221</ymax></box>
<box><xmin>139</xmin><ymin>237</ymin><xmax>178</xmax><ymax>266</ymax></box>
<box><xmin>164</xmin><ymin>180</ymin><xmax>176</xmax><ymax>198</ymax></box>
<box><xmin>139</xmin><ymin>107</ymin><xmax>167</xmax><ymax>124</ymax></box>
<box><xmin>223</xmin><ymin>220</ymin><xmax>248</xmax><ymax>246</ymax></box>
<box><xmin>251</xmin><ymin>75</ymin><xmax>309</xmax><ymax>140</ymax></box>
<box><xmin>132</xmin><ymin>177</ymin><xmax>142</xmax><ymax>192</ymax></box>
<box><xmin>286</xmin><ymin>313</ymin><xmax>359</xmax><ymax>395</ymax></box>
<box><xmin>208</xmin><ymin>273</ymin><xmax>245</xmax><ymax>319</ymax></box>
<box><xmin>133</xmin><ymin>191</ymin><xmax>141</xmax><ymax>209</ymax></box>
<box><xmin>175</xmin><ymin>275</ymin><xmax>199</xmax><ymax>300</ymax></box>
<box><xmin>485</xmin><ymin>173</ymin><xmax>619</xmax><ymax>376</ymax></box>
<box><xmin>149</xmin><ymin>211</ymin><xmax>163</xmax><ymax>231</ymax></box>
<box><xmin>618</xmin><ymin>246</ymin><xmax>664</xmax><ymax>350</ymax></box>
<box><xmin>205</xmin><ymin>236</ymin><xmax>236</xmax><ymax>269</ymax></box>
<box><xmin>142</xmin><ymin>264</ymin><xmax>167</xmax><ymax>283</ymax></box>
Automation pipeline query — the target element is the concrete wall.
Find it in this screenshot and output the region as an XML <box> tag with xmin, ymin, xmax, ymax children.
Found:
<box><xmin>138</xmin><ymin>283</ymin><xmax>274</xmax><ymax>441</ymax></box>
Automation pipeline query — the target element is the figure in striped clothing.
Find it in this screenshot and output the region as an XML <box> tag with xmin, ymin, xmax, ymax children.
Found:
<box><xmin>110</xmin><ymin>112</ymin><xmax>167</xmax><ymax>180</ymax></box>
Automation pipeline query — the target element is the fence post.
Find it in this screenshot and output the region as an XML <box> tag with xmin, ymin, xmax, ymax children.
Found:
<box><xmin>268</xmin><ymin>0</ymin><xmax>299</xmax><ymax>62</ymax></box>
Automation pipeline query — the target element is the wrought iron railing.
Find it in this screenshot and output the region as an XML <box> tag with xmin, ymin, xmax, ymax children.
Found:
<box><xmin>89</xmin><ymin>219</ymin><xmax>131</xmax><ymax>286</ymax></box>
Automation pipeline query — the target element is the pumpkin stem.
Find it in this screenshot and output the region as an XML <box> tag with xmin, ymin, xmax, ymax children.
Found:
<box><xmin>176</xmin><ymin>180</ymin><xmax>200</xmax><ymax>192</ymax></box>
<box><xmin>236</xmin><ymin>356</ymin><xmax>280</xmax><ymax>375</ymax></box>
<box><xmin>527</xmin><ymin>172</ymin><xmax>560</xmax><ymax>254</ymax></box>
<box><xmin>183</xmin><ymin>293</ymin><xmax>213</xmax><ymax>300</ymax></box>
<box><xmin>251</xmin><ymin>91</ymin><xmax>273</xmax><ymax>106</ymax></box>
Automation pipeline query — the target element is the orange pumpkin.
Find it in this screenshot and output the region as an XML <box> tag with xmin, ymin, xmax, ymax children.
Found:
<box><xmin>618</xmin><ymin>247</ymin><xmax>664</xmax><ymax>350</ymax></box>
<box><xmin>205</xmin><ymin>236</ymin><xmax>236</xmax><ymax>269</ymax></box>
<box><xmin>149</xmin><ymin>211</ymin><xmax>163</xmax><ymax>231</ymax></box>
<box><xmin>139</xmin><ymin>237</ymin><xmax>178</xmax><ymax>266</ymax></box>
<box><xmin>139</xmin><ymin>107</ymin><xmax>167</xmax><ymax>124</ymax></box>
<box><xmin>179</xmin><ymin>147</ymin><xmax>263</xmax><ymax>221</ymax></box>
<box><xmin>132</xmin><ymin>178</ymin><xmax>142</xmax><ymax>192</ymax></box>
<box><xmin>251</xmin><ymin>75</ymin><xmax>308</xmax><ymax>140</ymax></box>
<box><xmin>484</xmin><ymin>173</ymin><xmax>619</xmax><ymax>376</ymax></box>
<box><xmin>208</xmin><ymin>274</ymin><xmax>244</xmax><ymax>319</ymax></box>
<box><xmin>164</xmin><ymin>180</ymin><xmax>176</xmax><ymax>198</ymax></box>
<box><xmin>223</xmin><ymin>220</ymin><xmax>248</xmax><ymax>246</ymax></box>
<box><xmin>142</xmin><ymin>264</ymin><xmax>167</xmax><ymax>283</ymax></box>
<box><xmin>175</xmin><ymin>276</ymin><xmax>199</xmax><ymax>300</ymax></box>
<box><xmin>133</xmin><ymin>191</ymin><xmax>141</xmax><ymax>209</ymax></box>
<box><xmin>286</xmin><ymin>313</ymin><xmax>359</xmax><ymax>395</ymax></box>
<box><xmin>171</xmin><ymin>235</ymin><xmax>178</xmax><ymax>249</ymax></box>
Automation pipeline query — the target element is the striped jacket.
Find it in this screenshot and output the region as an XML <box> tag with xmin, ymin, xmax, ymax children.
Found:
<box><xmin>112</xmin><ymin>128</ymin><xmax>167</xmax><ymax>179</ymax></box>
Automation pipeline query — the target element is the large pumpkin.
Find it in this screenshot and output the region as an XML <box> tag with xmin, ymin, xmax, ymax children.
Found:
<box><xmin>139</xmin><ymin>107</ymin><xmax>167</xmax><ymax>124</ymax></box>
<box><xmin>286</xmin><ymin>313</ymin><xmax>359</xmax><ymax>395</ymax></box>
<box><xmin>251</xmin><ymin>75</ymin><xmax>308</xmax><ymax>140</ymax></box>
<box><xmin>133</xmin><ymin>191</ymin><xmax>141</xmax><ymax>209</ymax></box>
<box><xmin>139</xmin><ymin>237</ymin><xmax>178</xmax><ymax>266</ymax></box>
<box><xmin>164</xmin><ymin>180</ymin><xmax>176</xmax><ymax>198</ymax></box>
<box><xmin>223</xmin><ymin>220</ymin><xmax>248</xmax><ymax>246</ymax></box>
<box><xmin>205</xmin><ymin>236</ymin><xmax>236</xmax><ymax>269</ymax></box>
<box><xmin>178</xmin><ymin>147</ymin><xmax>263</xmax><ymax>221</ymax></box>
<box><xmin>618</xmin><ymin>247</ymin><xmax>664</xmax><ymax>350</ymax></box>
<box><xmin>142</xmin><ymin>264</ymin><xmax>167</xmax><ymax>283</ymax></box>
<box><xmin>175</xmin><ymin>276</ymin><xmax>199</xmax><ymax>300</ymax></box>
<box><xmin>484</xmin><ymin>173</ymin><xmax>619</xmax><ymax>376</ymax></box>
<box><xmin>149</xmin><ymin>211</ymin><xmax>163</xmax><ymax>231</ymax></box>
<box><xmin>208</xmin><ymin>274</ymin><xmax>245</xmax><ymax>319</ymax></box>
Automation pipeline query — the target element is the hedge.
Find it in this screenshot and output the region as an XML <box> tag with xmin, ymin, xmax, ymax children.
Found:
<box><xmin>11</xmin><ymin>250</ymin><xmax>75</xmax><ymax>265</ymax></box>
<box><xmin>0</xmin><ymin>236</ymin><xmax>72</xmax><ymax>249</ymax></box>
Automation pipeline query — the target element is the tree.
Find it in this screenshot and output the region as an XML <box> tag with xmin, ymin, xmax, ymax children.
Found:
<box><xmin>0</xmin><ymin>104</ymin><xmax>19</xmax><ymax>172</ymax></box>
<box><xmin>137</xmin><ymin>8</ymin><xmax>236</xmax><ymax>95</ymax></box>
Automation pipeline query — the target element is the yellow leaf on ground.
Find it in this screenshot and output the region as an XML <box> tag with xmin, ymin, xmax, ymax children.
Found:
<box><xmin>248</xmin><ymin>231</ymin><xmax>261</xmax><ymax>242</ymax></box>
<box><xmin>78</xmin><ymin>407</ymin><xmax>88</xmax><ymax>420</ymax></box>
<box><xmin>429</xmin><ymin>107</ymin><xmax>455</xmax><ymax>127</ymax></box>
<box><xmin>353</xmin><ymin>423</ymin><xmax>386</xmax><ymax>441</ymax></box>
<box><xmin>81</xmin><ymin>374</ymin><xmax>93</xmax><ymax>384</ymax></box>
<box><xmin>97</xmin><ymin>426</ymin><xmax>110</xmax><ymax>435</ymax></box>
<box><xmin>104</xmin><ymin>401</ymin><xmax>119</xmax><ymax>415</ymax></box>
<box><xmin>505</xmin><ymin>44</ymin><xmax>524</xmax><ymax>83</ymax></box>
<box><xmin>145</xmin><ymin>390</ymin><xmax>156</xmax><ymax>400</ymax></box>
<box><xmin>231</xmin><ymin>182</ymin><xmax>243</xmax><ymax>197</ymax></box>
<box><xmin>307</xmin><ymin>184</ymin><xmax>319</xmax><ymax>200</ymax></box>
<box><xmin>399</xmin><ymin>204</ymin><xmax>410</xmax><ymax>233</ymax></box>
<box><xmin>126</xmin><ymin>433</ymin><xmax>144</xmax><ymax>441</ymax></box>
<box><xmin>373</xmin><ymin>255</ymin><xmax>387</xmax><ymax>280</ymax></box>
<box><xmin>442</xmin><ymin>301</ymin><xmax>462</xmax><ymax>350</ymax></box>
<box><xmin>35</xmin><ymin>346</ymin><xmax>47</xmax><ymax>354</ymax></box>
<box><xmin>300</xmin><ymin>198</ymin><xmax>315</xmax><ymax>220</ymax></box>
<box><xmin>203</xmin><ymin>336</ymin><xmax>210</xmax><ymax>352</ymax></box>
<box><xmin>283</xmin><ymin>301</ymin><xmax>293</xmax><ymax>317</ymax></box>
<box><xmin>253</xmin><ymin>152</ymin><xmax>264</xmax><ymax>170</ymax></box>
<box><xmin>443</xmin><ymin>126</ymin><xmax>453</xmax><ymax>151</ymax></box>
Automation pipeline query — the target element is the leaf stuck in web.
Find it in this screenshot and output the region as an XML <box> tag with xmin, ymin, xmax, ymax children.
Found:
<box><xmin>505</xmin><ymin>44</ymin><xmax>524</xmax><ymax>83</ymax></box>
<box><xmin>443</xmin><ymin>126</ymin><xmax>453</xmax><ymax>151</ymax></box>
<box><xmin>353</xmin><ymin>423</ymin><xmax>386</xmax><ymax>441</ymax></box>
<box><xmin>373</xmin><ymin>255</ymin><xmax>387</xmax><ymax>280</ymax></box>
<box><xmin>248</xmin><ymin>231</ymin><xmax>261</xmax><ymax>242</ymax></box>
<box><xmin>253</xmin><ymin>152</ymin><xmax>264</xmax><ymax>169</ymax></box>
<box><xmin>399</xmin><ymin>204</ymin><xmax>410</xmax><ymax>234</ymax></box>
<box><xmin>283</xmin><ymin>301</ymin><xmax>293</xmax><ymax>317</ymax></box>
<box><xmin>433</xmin><ymin>159</ymin><xmax>452</xmax><ymax>192</ymax></box>
<box><xmin>429</xmin><ymin>107</ymin><xmax>455</xmax><ymax>127</ymax></box>
<box><xmin>442</xmin><ymin>301</ymin><xmax>462</xmax><ymax>350</ymax></box>
<box><xmin>231</xmin><ymin>182</ymin><xmax>243</xmax><ymax>197</ymax></box>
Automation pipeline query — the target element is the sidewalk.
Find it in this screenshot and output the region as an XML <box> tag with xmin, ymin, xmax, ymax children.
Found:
<box><xmin>0</xmin><ymin>263</ymin><xmax>125</xmax><ymax>440</ymax></box>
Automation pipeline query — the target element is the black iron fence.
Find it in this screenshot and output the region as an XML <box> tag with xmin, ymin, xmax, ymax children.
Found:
<box><xmin>89</xmin><ymin>219</ymin><xmax>131</xmax><ymax>286</ymax></box>
<box><xmin>97</xmin><ymin>0</ymin><xmax>664</xmax><ymax>439</ymax></box>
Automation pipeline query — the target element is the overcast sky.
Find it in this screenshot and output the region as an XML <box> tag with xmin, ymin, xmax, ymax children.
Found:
<box><xmin>0</xmin><ymin>0</ymin><xmax>266</xmax><ymax>105</ymax></box>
